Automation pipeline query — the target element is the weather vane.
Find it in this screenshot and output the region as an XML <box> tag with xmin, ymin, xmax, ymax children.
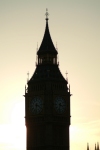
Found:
<box><xmin>45</xmin><ymin>8</ymin><xmax>49</xmax><ymax>20</ymax></box>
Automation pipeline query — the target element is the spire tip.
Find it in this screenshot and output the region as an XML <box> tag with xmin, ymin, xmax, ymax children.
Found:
<box><xmin>45</xmin><ymin>8</ymin><xmax>49</xmax><ymax>21</ymax></box>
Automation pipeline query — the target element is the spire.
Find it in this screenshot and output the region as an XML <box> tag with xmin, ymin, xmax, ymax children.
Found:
<box><xmin>37</xmin><ymin>9</ymin><xmax>58</xmax><ymax>55</ymax></box>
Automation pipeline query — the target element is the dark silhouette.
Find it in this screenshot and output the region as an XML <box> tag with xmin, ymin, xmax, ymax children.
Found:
<box><xmin>25</xmin><ymin>10</ymin><xmax>71</xmax><ymax>150</ymax></box>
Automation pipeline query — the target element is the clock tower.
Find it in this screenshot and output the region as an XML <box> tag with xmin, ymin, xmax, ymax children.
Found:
<box><xmin>25</xmin><ymin>10</ymin><xmax>71</xmax><ymax>150</ymax></box>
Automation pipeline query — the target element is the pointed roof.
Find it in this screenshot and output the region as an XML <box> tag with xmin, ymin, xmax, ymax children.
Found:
<box><xmin>37</xmin><ymin>18</ymin><xmax>58</xmax><ymax>55</ymax></box>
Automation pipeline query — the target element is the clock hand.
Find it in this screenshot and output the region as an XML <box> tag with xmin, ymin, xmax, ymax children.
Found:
<box><xmin>35</xmin><ymin>103</ymin><xmax>38</xmax><ymax>113</ymax></box>
<box><xmin>59</xmin><ymin>103</ymin><xmax>61</xmax><ymax>112</ymax></box>
<box><xmin>59</xmin><ymin>103</ymin><xmax>64</xmax><ymax>107</ymax></box>
<box><xmin>36</xmin><ymin>104</ymin><xmax>41</xmax><ymax>108</ymax></box>
<box><xmin>36</xmin><ymin>103</ymin><xmax>42</xmax><ymax>110</ymax></box>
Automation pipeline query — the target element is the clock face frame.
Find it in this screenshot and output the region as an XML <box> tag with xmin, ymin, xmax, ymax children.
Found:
<box><xmin>54</xmin><ymin>97</ymin><xmax>66</xmax><ymax>114</ymax></box>
<box><xmin>29</xmin><ymin>97</ymin><xmax>43</xmax><ymax>114</ymax></box>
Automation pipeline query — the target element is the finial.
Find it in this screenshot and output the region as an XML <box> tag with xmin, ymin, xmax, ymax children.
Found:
<box><xmin>25</xmin><ymin>85</ymin><xmax>26</xmax><ymax>94</ymax></box>
<box><xmin>69</xmin><ymin>84</ymin><xmax>70</xmax><ymax>93</ymax></box>
<box><xmin>27</xmin><ymin>72</ymin><xmax>29</xmax><ymax>83</ymax></box>
<box><xmin>95</xmin><ymin>143</ymin><xmax>97</xmax><ymax>150</ymax></box>
<box><xmin>37</xmin><ymin>42</ymin><xmax>38</xmax><ymax>52</ymax></box>
<box><xmin>45</xmin><ymin>8</ymin><xmax>49</xmax><ymax>21</ymax></box>
<box><xmin>69</xmin><ymin>84</ymin><xmax>72</xmax><ymax>96</ymax></box>
<box><xmin>87</xmin><ymin>143</ymin><xmax>89</xmax><ymax>150</ymax></box>
<box><xmin>36</xmin><ymin>43</ymin><xmax>38</xmax><ymax>65</ymax></box>
<box><xmin>56</xmin><ymin>42</ymin><xmax>58</xmax><ymax>51</ymax></box>
<box><xmin>57</xmin><ymin>55</ymin><xmax>59</xmax><ymax>65</ymax></box>
<box><xmin>97</xmin><ymin>142</ymin><xmax>99</xmax><ymax>150</ymax></box>
<box><xmin>65</xmin><ymin>71</ymin><xmax>68</xmax><ymax>81</ymax></box>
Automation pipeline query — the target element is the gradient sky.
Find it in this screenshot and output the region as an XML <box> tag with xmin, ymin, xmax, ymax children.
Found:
<box><xmin>0</xmin><ymin>0</ymin><xmax>100</xmax><ymax>150</ymax></box>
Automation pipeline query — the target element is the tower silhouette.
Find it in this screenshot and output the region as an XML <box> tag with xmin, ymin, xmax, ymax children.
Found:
<box><xmin>25</xmin><ymin>10</ymin><xmax>71</xmax><ymax>150</ymax></box>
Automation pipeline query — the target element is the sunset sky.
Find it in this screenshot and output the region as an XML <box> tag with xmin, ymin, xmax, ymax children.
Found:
<box><xmin>0</xmin><ymin>0</ymin><xmax>100</xmax><ymax>150</ymax></box>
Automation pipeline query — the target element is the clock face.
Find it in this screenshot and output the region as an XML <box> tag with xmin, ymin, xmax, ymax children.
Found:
<box><xmin>54</xmin><ymin>97</ymin><xmax>66</xmax><ymax>114</ymax></box>
<box><xmin>29</xmin><ymin>97</ymin><xmax>43</xmax><ymax>114</ymax></box>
